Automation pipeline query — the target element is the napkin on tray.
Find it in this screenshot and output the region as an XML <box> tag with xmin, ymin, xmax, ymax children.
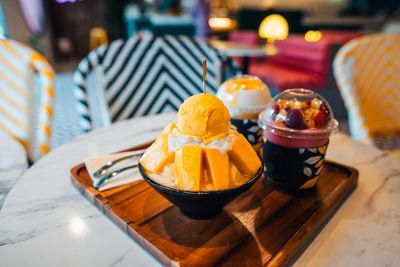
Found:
<box><xmin>85</xmin><ymin>149</ymin><xmax>146</xmax><ymax>191</ymax></box>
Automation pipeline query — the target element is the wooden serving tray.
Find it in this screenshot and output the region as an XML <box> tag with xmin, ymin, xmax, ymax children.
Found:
<box><xmin>70</xmin><ymin>142</ymin><xmax>358</xmax><ymax>267</ymax></box>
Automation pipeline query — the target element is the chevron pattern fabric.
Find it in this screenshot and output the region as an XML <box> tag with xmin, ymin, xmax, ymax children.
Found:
<box><xmin>0</xmin><ymin>39</ymin><xmax>54</xmax><ymax>161</ymax></box>
<box><xmin>74</xmin><ymin>34</ymin><xmax>240</xmax><ymax>132</ymax></box>
<box><xmin>333</xmin><ymin>34</ymin><xmax>400</xmax><ymax>148</ymax></box>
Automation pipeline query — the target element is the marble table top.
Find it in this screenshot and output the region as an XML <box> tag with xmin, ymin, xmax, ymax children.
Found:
<box><xmin>1</xmin><ymin>113</ymin><xmax>399</xmax><ymax>266</ymax></box>
<box><xmin>0</xmin><ymin>135</ymin><xmax>28</xmax><ymax>209</ymax></box>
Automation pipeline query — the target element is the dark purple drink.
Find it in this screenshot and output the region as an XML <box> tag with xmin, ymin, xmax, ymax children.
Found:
<box><xmin>258</xmin><ymin>89</ymin><xmax>338</xmax><ymax>190</ymax></box>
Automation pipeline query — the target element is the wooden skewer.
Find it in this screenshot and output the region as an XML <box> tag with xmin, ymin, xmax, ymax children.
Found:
<box><xmin>203</xmin><ymin>59</ymin><xmax>206</xmax><ymax>95</ymax></box>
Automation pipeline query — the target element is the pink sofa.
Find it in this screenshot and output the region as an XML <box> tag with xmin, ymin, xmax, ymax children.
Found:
<box><xmin>229</xmin><ymin>30</ymin><xmax>361</xmax><ymax>91</ymax></box>
<box><xmin>250</xmin><ymin>35</ymin><xmax>331</xmax><ymax>90</ymax></box>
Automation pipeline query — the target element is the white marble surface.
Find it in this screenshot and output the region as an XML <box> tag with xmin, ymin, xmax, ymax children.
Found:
<box><xmin>1</xmin><ymin>113</ymin><xmax>400</xmax><ymax>266</ymax></box>
<box><xmin>0</xmin><ymin>135</ymin><xmax>28</xmax><ymax>208</ymax></box>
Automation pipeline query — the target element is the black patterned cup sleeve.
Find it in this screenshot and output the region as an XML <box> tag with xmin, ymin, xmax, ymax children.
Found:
<box><xmin>262</xmin><ymin>136</ymin><xmax>328</xmax><ymax>190</ymax></box>
<box><xmin>231</xmin><ymin>118</ymin><xmax>263</xmax><ymax>147</ymax></box>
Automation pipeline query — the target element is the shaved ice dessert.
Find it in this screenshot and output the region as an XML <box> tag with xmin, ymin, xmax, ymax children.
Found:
<box><xmin>140</xmin><ymin>93</ymin><xmax>262</xmax><ymax>191</ymax></box>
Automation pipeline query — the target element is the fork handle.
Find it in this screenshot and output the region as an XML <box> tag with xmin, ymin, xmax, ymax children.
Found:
<box><xmin>93</xmin><ymin>153</ymin><xmax>143</xmax><ymax>178</ymax></box>
<box><xmin>93</xmin><ymin>164</ymin><xmax>138</xmax><ymax>188</ymax></box>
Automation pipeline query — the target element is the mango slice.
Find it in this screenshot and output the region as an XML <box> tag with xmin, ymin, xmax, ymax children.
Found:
<box><xmin>140</xmin><ymin>122</ymin><xmax>176</xmax><ymax>174</ymax></box>
<box><xmin>204</xmin><ymin>148</ymin><xmax>230</xmax><ymax>190</ymax></box>
<box><xmin>229</xmin><ymin>133</ymin><xmax>262</xmax><ymax>176</ymax></box>
<box><xmin>175</xmin><ymin>145</ymin><xmax>203</xmax><ymax>191</ymax></box>
<box><xmin>230</xmin><ymin>161</ymin><xmax>248</xmax><ymax>187</ymax></box>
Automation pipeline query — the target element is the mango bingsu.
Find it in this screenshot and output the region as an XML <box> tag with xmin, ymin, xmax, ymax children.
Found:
<box><xmin>140</xmin><ymin>93</ymin><xmax>262</xmax><ymax>191</ymax></box>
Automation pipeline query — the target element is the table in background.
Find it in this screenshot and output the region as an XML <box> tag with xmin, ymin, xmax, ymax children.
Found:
<box><xmin>210</xmin><ymin>39</ymin><xmax>270</xmax><ymax>74</ymax></box>
<box><xmin>0</xmin><ymin>135</ymin><xmax>28</xmax><ymax>209</ymax></box>
<box><xmin>1</xmin><ymin>113</ymin><xmax>400</xmax><ymax>266</ymax></box>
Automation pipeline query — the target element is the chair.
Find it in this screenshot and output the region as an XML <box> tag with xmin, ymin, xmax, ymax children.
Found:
<box><xmin>250</xmin><ymin>34</ymin><xmax>332</xmax><ymax>91</ymax></box>
<box><xmin>73</xmin><ymin>33</ymin><xmax>240</xmax><ymax>132</ymax></box>
<box><xmin>333</xmin><ymin>33</ymin><xmax>400</xmax><ymax>159</ymax></box>
<box><xmin>0</xmin><ymin>39</ymin><xmax>54</xmax><ymax>162</ymax></box>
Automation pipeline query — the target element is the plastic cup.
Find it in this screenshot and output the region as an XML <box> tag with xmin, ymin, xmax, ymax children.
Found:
<box><xmin>217</xmin><ymin>75</ymin><xmax>271</xmax><ymax>152</ymax></box>
<box><xmin>258</xmin><ymin>89</ymin><xmax>338</xmax><ymax>190</ymax></box>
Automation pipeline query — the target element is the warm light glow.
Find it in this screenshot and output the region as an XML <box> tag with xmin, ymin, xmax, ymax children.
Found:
<box><xmin>209</xmin><ymin>17</ymin><xmax>236</xmax><ymax>30</ymax></box>
<box><xmin>258</xmin><ymin>14</ymin><xmax>289</xmax><ymax>40</ymax></box>
<box><xmin>305</xmin><ymin>30</ymin><xmax>323</xmax><ymax>42</ymax></box>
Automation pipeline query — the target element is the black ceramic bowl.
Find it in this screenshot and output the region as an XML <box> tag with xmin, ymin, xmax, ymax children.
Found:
<box><xmin>138</xmin><ymin>163</ymin><xmax>263</xmax><ymax>219</ymax></box>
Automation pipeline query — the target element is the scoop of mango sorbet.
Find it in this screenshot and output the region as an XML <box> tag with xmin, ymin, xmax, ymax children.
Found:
<box><xmin>177</xmin><ymin>94</ymin><xmax>230</xmax><ymax>143</ymax></box>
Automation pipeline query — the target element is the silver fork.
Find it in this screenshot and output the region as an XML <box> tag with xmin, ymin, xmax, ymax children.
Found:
<box><xmin>93</xmin><ymin>164</ymin><xmax>138</xmax><ymax>189</ymax></box>
<box><xmin>92</xmin><ymin>153</ymin><xmax>143</xmax><ymax>178</ymax></box>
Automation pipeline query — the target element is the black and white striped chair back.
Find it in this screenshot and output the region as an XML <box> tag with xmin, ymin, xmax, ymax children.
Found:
<box><xmin>73</xmin><ymin>34</ymin><xmax>240</xmax><ymax>132</ymax></box>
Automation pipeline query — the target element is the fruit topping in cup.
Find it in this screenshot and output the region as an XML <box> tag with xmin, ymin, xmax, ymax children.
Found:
<box><xmin>269</xmin><ymin>97</ymin><xmax>333</xmax><ymax>130</ymax></box>
<box><xmin>285</xmin><ymin>109</ymin><xmax>308</xmax><ymax>129</ymax></box>
<box><xmin>314</xmin><ymin>110</ymin><xmax>329</xmax><ymax>128</ymax></box>
<box><xmin>271</xmin><ymin>104</ymin><xmax>280</xmax><ymax>121</ymax></box>
<box><xmin>320</xmin><ymin>104</ymin><xmax>331</xmax><ymax>119</ymax></box>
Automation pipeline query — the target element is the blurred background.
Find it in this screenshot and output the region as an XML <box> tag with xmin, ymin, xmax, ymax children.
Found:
<box><xmin>0</xmin><ymin>0</ymin><xmax>399</xmax><ymax>159</ymax></box>
<box><xmin>2</xmin><ymin>0</ymin><xmax>399</xmax><ymax>68</ymax></box>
